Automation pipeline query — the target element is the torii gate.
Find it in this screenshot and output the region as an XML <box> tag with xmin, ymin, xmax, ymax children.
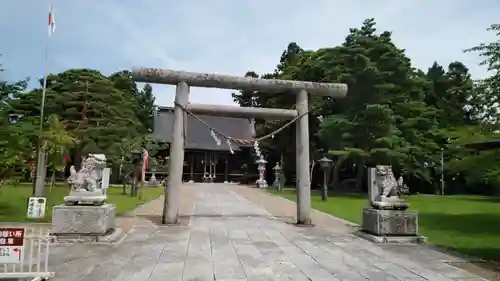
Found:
<box><xmin>132</xmin><ymin>68</ymin><xmax>348</xmax><ymax>225</ymax></box>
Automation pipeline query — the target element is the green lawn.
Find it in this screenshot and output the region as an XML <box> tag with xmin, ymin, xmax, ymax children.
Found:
<box><xmin>271</xmin><ymin>189</ymin><xmax>500</xmax><ymax>262</ymax></box>
<box><xmin>0</xmin><ymin>183</ymin><xmax>164</xmax><ymax>223</ymax></box>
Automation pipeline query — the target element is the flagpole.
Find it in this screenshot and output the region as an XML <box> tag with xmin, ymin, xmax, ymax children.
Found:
<box><xmin>32</xmin><ymin>2</ymin><xmax>54</xmax><ymax>196</ymax></box>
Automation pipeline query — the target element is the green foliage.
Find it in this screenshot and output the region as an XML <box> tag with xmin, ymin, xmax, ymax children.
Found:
<box><xmin>42</xmin><ymin>115</ymin><xmax>76</xmax><ymax>172</ymax></box>
<box><xmin>9</xmin><ymin>68</ymin><xmax>155</xmax><ymax>170</ymax></box>
<box><xmin>232</xmin><ymin>19</ymin><xmax>500</xmax><ymax>194</ymax></box>
<box><xmin>440</xmin><ymin>24</ymin><xmax>500</xmax><ymax>193</ymax></box>
<box><xmin>107</xmin><ymin>134</ymin><xmax>167</xmax><ymax>180</ymax></box>
<box><xmin>0</xmin><ymin>62</ymin><xmax>32</xmax><ymax>179</ymax></box>
<box><xmin>109</xmin><ymin>70</ymin><xmax>156</xmax><ymax>132</ymax></box>
<box><xmin>0</xmin><ymin>63</ymin><xmax>157</xmax><ymax>184</ymax></box>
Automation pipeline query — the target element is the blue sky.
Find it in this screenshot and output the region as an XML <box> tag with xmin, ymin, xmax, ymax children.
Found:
<box><xmin>1</xmin><ymin>0</ymin><xmax>498</xmax><ymax>106</ymax></box>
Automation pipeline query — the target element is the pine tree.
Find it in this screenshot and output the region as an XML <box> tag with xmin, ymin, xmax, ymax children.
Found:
<box><xmin>12</xmin><ymin>69</ymin><xmax>142</xmax><ymax>167</ymax></box>
<box><xmin>109</xmin><ymin>70</ymin><xmax>156</xmax><ymax>132</ymax></box>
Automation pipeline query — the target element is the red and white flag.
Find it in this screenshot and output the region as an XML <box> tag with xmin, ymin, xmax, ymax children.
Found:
<box><xmin>48</xmin><ymin>4</ymin><xmax>56</xmax><ymax>37</ymax></box>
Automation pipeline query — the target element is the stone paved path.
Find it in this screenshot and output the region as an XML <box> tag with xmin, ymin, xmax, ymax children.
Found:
<box><xmin>45</xmin><ymin>184</ymin><xmax>490</xmax><ymax>281</ymax></box>
<box><xmin>117</xmin><ymin>184</ymin><xmax>196</xmax><ymax>231</ymax></box>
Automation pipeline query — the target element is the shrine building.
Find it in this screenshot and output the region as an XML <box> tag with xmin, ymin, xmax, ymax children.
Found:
<box><xmin>152</xmin><ymin>106</ymin><xmax>256</xmax><ymax>183</ymax></box>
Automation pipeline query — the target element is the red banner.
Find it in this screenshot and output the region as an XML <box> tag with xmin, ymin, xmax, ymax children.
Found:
<box><xmin>0</xmin><ymin>228</ymin><xmax>25</xmax><ymax>246</ymax></box>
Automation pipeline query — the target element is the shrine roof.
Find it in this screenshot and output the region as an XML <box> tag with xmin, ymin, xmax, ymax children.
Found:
<box><xmin>153</xmin><ymin>106</ymin><xmax>255</xmax><ymax>151</ymax></box>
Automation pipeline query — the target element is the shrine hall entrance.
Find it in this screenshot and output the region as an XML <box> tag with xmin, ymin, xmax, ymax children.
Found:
<box><xmin>182</xmin><ymin>150</ymin><xmax>251</xmax><ymax>183</ymax></box>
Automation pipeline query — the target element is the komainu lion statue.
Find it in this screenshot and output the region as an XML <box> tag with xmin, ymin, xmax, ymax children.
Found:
<box><xmin>67</xmin><ymin>154</ymin><xmax>106</xmax><ymax>191</ymax></box>
<box><xmin>375</xmin><ymin>165</ymin><xmax>399</xmax><ymax>198</ymax></box>
<box><xmin>372</xmin><ymin>165</ymin><xmax>408</xmax><ymax>210</ymax></box>
<box><xmin>65</xmin><ymin>154</ymin><xmax>107</xmax><ymax>205</ymax></box>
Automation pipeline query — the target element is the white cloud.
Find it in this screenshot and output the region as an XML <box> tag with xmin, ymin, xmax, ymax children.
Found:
<box><xmin>2</xmin><ymin>0</ymin><xmax>499</xmax><ymax>106</ymax></box>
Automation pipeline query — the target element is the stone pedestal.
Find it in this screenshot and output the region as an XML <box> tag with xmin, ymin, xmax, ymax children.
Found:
<box><xmin>256</xmin><ymin>179</ymin><xmax>268</xmax><ymax>189</ymax></box>
<box><xmin>360</xmin><ymin>208</ymin><xmax>425</xmax><ymax>244</ymax></box>
<box><xmin>51</xmin><ymin>204</ymin><xmax>116</xmax><ymax>235</ymax></box>
<box><xmin>362</xmin><ymin>208</ymin><xmax>417</xmax><ymax>236</ymax></box>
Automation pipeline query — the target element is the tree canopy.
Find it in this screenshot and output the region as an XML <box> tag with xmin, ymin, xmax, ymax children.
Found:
<box><xmin>232</xmin><ymin>19</ymin><xmax>500</xmax><ymax>195</ymax></box>
<box><xmin>0</xmin><ymin>65</ymin><xmax>158</xmax><ymax>183</ymax></box>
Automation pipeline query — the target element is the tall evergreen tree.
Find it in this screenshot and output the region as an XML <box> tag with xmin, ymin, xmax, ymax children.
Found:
<box><xmin>0</xmin><ymin>58</ymin><xmax>34</xmax><ymax>179</ymax></box>
<box><xmin>231</xmin><ymin>71</ymin><xmax>259</xmax><ymax>107</ymax></box>
<box><xmin>109</xmin><ymin>70</ymin><xmax>156</xmax><ymax>132</ymax></box>
<box><xmin>12</xmin><ymin>69</ymin><xmax>142</xmax><ymax>166</ymax></box>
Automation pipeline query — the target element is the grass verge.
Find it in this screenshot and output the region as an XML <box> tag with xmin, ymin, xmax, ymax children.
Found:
<box><xmin>0</xmin><ymin>183</ymin><xmax>164</xmax><ymax>223</ymax></box>
<box><xmin>271</xmin><ymin>189</ymin><xmax>500</xmax><ymax>262</ymax></box>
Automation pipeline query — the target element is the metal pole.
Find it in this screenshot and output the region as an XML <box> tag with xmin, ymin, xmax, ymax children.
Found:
<box><xmin>32</xmin><ymin>22</ymin><xmax>53</xmax><ymax>197</ymax></box>
<box><xmin>162</xmin><ymin>81</ymin><xmax>189</xmax><ymax>224</ymax></box>
<box><xmin>322</xmin><ymin>170</ymin><xmax>327</xmax><ymax>201</ymax></box>
<box><xmin>441</xmin><ymin>148</ymin><xmax>444</xmax><ymax>196</ymax></box>
<box><xmin>296</xmin><ymin>89</ymin><xmax>311</xmax><ymax>225</ymax></box>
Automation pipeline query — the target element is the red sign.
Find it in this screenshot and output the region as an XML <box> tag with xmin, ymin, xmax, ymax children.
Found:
<box><xmin>0</xmin><ymin>228</ymin><xmax>25</xmax><ymax>247</ymax></box>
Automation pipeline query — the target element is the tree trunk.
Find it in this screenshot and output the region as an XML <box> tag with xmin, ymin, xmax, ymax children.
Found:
<box><xmin>50</xmin><ymin>171</ymin><xmax>56</xmax><ymax>192</ymax></box>
<box><xmin>355</xmin><ymin>157</ymin><xmax>367</xmax><ymax>191</ymax></box>
<box><xmin>121</xmin><ymin>175</ymin><xmax>127</xmax><ymax>195</ymax></box>
<box><xmin>74</xmin><ymin>146</ymin><xmax>83</xmax><ymax>171</ymax></box>
<box><xmin>331</xmin><ymin>156</ymin><xmax>346</xmax><ymax>190</ymax></box>
<box><xmin>122</xmin><ymin>183</ymin><xmax>127</xmax><ymax>195</ymax></box>
<box><xmin>131</xmin><ymin>167</ymin><xmax>139</xmax><ymax>197</ymax></box>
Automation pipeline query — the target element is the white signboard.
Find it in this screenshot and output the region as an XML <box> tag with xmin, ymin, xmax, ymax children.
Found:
<box><xmin>102</xmin><ymin>168</ymin><xmax>111</xmax><ymax>195</ymax></box>
<box><xmin>0</xmin><ymin>228</ymin><xmax>25</xmax><ymax>264</ymax></box>
<box><xmin>27</xmin><ymin>197</ymin><xmax>47</xmax><ymax>219</ymax></box>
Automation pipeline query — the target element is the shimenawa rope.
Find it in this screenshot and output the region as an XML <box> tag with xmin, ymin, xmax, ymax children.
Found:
<box><xmin>173</xmin><ymin>101</ymin><xmax>308</xmax><ymax>145</ymax></box>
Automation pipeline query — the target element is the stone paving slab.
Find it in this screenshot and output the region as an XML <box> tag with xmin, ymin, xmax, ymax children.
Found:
<box><xmin>42</xmin><ymin>183</ymin><xmax>490</xmax><ymax>281</ymax></box>
<box><xmin>233</xmin><ymin>186</ymin><xmax>500</xmax><ymax>280</ymax></box>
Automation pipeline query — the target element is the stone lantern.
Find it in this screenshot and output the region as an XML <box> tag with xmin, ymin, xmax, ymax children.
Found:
<box><xmin>272</xmin><ymin>162</ymin><xmax>282</xmax><ymax>191</ymax></box>
<box><xmin>318</xmin><ymin>156</ymin><xmax>333</xmax><ymax>201</ymax></box>
<box><xmin>255</xmin><ymin>156</ymin><xmax>268</xmax><ymax>189</ymax></box>
<box><xmin>149</xmin><ymin>158</ymin><xmax>158</xmax><ymax>187</ymax></box>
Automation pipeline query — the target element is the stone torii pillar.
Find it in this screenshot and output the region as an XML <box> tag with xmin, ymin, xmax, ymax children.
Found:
<box><xmin>132</xmin><ymin>68</ymin><xmax>348</xmax><ymax>225</ymax></box>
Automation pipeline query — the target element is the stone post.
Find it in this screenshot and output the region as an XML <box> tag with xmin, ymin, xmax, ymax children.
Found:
<box><xmin>367</xmin><ymin>167</ymin><xmax>378</xmax><ymax>203</ymax></box>
<box><xmin>162</xmin><ymin>81</ymin><xmax>189</xmax><ymax>224</ymax></box>
<box><xmin>296</xmin><ymin>89</ymin><xmax>311</xmax><ymax>225</ymax></box>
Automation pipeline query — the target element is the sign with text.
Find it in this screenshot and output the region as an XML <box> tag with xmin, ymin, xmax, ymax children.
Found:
<box><xmin>102</xmin><ymin>168</ymin><xmax>111</xmax><ymax>195</ymax></box>
<box><xmin>0</xmin><ymin>228</ymin><xmax>25</xmax><ymax>264</ymax></box>
<box><xmin>27</xmin><ymin>197</ymin><xmax>47</xmax><ymax>219</ymax></box>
